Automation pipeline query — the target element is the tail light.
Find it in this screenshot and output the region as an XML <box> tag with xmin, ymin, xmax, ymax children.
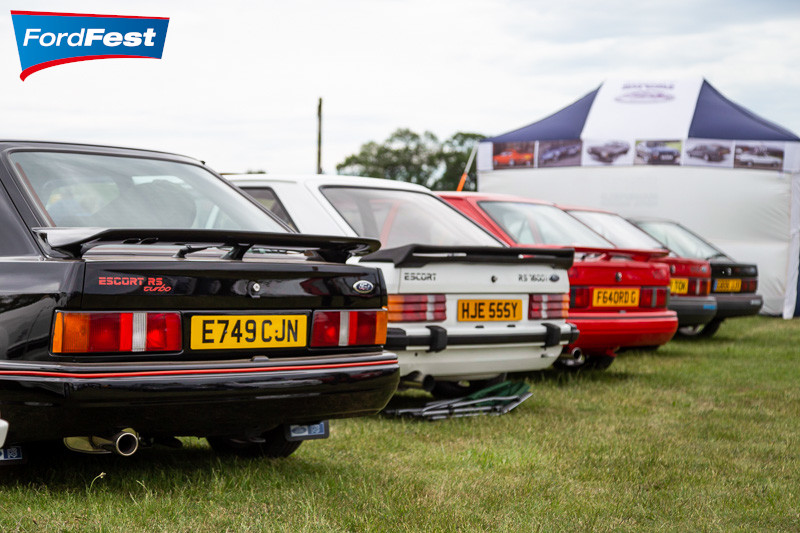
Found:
<box><xmin>695</xmin><ymin>278</ymin><xmax>711</xmax><ymax>296</ymax></box>
<box><xmin>639</xmin><ymin>287</ymin><xmax>669</xmax><ymax>308</ymax></box>
<box><xmin>529</xmin><ymin>294</ymin><xmax>569</xmax><ymax>319</ymax></box>
<box><xmin>570</xmin><ymin>287</ymin><xmax>590</xmax><ymax>309</ymax></box>
<box><xmin>741</xmin><ymin>279</ymin><xmax>758</xmax><ymax>293</ymax></box>
<box><xmin>310</xmin><ymin>310</ymin><xmax>388</xmax><ymax>347</ymax></box>
<box><xmin>52</xmin><ymin>311</ymin><xmax>182</xmax><ymax>354</ymax></box>
<box><xmin>387</xmin><ymin>294</ymin><xmax>446</xmax><ymax>322</ymax></box>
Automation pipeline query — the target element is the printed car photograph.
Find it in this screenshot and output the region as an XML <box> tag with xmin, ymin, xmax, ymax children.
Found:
<box><xmin>635</xmin><ymin>140</ymin><xmax>682</xmax><ymax>165</ymax></box>
<box><xmin>228</xmin><ymin>174</ymin><xmax>578</xmax><ymax>397</ymax></box>
<box><xmin>491</xmin><ymin>142</ymin><xmax>535</xmax><ymax>169</ymax></box>
<box><xmin>538</xmin><ymin>140</ymin><xmax>582</xmax><ymax>167</ymax></box>
<box><xmin>0</xmin><ymin>141</ymin><xmax>400</xmax><ymax>463</ymax></box>
<box><xmin>685</xmin><ymin>141</ymin><xmax>732</xmax><ymax>164</ymax></box>
<box><xmin>733</xmin><ymin>144</ymin><xmax>784</xmax><ymax>170</ymax></box>
<box><xmin>585</xmin><ymin>140</ymin><xmax>631</xmax><ymax>164</ymax></box>
<box><xmin>439</xmin><ymin>192</ymin><xmax>679</xmax><ymax>369</ymax></box>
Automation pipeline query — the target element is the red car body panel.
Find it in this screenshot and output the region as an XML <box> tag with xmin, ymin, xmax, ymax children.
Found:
<box><xmin>438</xmin><ymin>192</ymin><xmax>678</xmax><ymax>356</ymax></box>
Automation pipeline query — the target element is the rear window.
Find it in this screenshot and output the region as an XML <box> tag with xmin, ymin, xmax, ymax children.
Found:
<box><xmin>241</xmin><ymin>186</ymin><xmax>298</xmax><ymax>231</ymax></box>
<box><xmin>321</xmin><ymin>186</ymin><xmax>500</xmax><ymax>249</ymax></box>
<box><xmin>10</xmin><ymin>151</ymin><xmax>285</xmax><ymax>232</ymax></box>
<box><xmin>569</xmin><ymin>210</ymin><xmax>664</xmax><ymax>250</ymax></box>
<box><xmin>479</xmin><ymin>201</ymin><xmax>613</xmax><ymax>247</ymax></box>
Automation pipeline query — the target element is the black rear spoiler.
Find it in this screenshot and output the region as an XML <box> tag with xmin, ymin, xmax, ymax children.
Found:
<box><xmin>32</xmin><ymin>228</ymin><xmax>380</xmax><ymax>263</ymax></box>
<box><xmin>363</xmin><ymin>244</ymin><xmax>574</xmax><ymax>268</ymax></box>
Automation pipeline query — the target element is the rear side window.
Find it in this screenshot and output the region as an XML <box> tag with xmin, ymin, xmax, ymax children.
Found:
<box><xmin>241</xmin><ymin>187</ymin><xmax>298</xmax><ymax>231</ymax></box>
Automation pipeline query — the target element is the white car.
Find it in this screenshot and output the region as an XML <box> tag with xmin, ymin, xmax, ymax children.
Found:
<box><xmin>225</xmin><ymin>174</ymin><xmax>577</xmax><ymax>396</ymax></box>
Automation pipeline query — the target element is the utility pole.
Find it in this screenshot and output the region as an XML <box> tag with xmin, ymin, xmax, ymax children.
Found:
<box><xmin>316</xmin><ymin>97</ymin><xmax>323</xmax><ymax>174</ymax></box>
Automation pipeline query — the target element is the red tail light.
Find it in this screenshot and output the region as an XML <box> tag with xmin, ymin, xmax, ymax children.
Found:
<box><xmin>52</xmin><ymin>311</ymin><xmax>182</xmax><ymax>354</ymax></box>
<box><xmin>741</xmin><ymin>279</ymin><xmax>758</xmax><ymax>293</ymax></box>
<box><xmin>570</xmin><ymin>287</ymin><xmax>590</xmax><ymax>309</ymax></box>
<box><xmin>387</xmin><ymin>294</ymin><xmax>446</xmax><ymax>322</ymax></box>
<box><xmin>310</xmin><ymin>310</ymin><xmax>388</xmax><ymax>347</ymax></box>
<box><xmin>695</xmin><ymin>278</ymin><xmax>711</xmax><ymax>296</ymax></box>
<box><xmin>639</xmin><ymin>287</ymin><xmax>668</xmax><ymax>308</ymax></box>
<box><xmin>529</xmin><ymin>294</ymin><xmax>569</xmax><ymax>319</ymax></box>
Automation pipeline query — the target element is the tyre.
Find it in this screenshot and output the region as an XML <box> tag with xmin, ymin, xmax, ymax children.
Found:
<box><xmin>207</xmin><ymin>426</ymin><xmax>301</xmax><ymax>458</ymax></box>
<box><xmin>431</xmin><ymin>374</ymin><xmax>506</xmax><ymax>399</ymax></box>
<box><xmin>508</xmin><ymin>159</ymin><xmax>515</xmax><ymax>167</ymax></box>
<box><xmin>677</xmin><ymin>318</ymin><xmax>724</xmax><ymax>338</ymax></box>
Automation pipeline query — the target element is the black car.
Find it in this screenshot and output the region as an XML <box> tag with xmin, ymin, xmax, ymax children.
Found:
<box><xmin>629</xmin><ymin>218</ymin><xmax>763</xmax><ymax>337</ymax></box>
<box><xmin>0</xmin><ymin>141</ymin><xmax>399</xmax><ymax>463</ymax></box>
<box><xmin>687</xmin><ymin>144</ymin><xmax>729</xmax><ymax>162</ymax></box>
<box><xmin>540</xmin><ymin>143</ymin><xmax>581</xmax><ymax>165</ymax></box>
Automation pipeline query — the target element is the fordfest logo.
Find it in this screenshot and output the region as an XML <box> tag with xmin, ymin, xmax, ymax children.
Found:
<box><xmin>10</xmin><ymin>11</ymin><xmax>169</xmax><ymax>80</ymax></box>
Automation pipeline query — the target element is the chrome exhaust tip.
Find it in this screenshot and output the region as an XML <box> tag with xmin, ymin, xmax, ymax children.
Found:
<box><xmin>108</xmin><ymin>430</ymin><xmax>139</xmax><ymax>457</ymax></box>
<box><xmin>0</xmin><ymin>418</ymin><xmax>9</xmax><ymax>448</ymax></box>
<box><xmin>64</xmin><ymin>428</ymin><xmax>140</xmax><ymax>456</ymax></box>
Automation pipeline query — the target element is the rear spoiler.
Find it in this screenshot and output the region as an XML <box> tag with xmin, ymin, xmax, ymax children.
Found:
<box><xmin>363</xmin><ymin>244</ymin><xmax>574</xmax><ymax>269</ymax></box>
<box><xmin>573</xmin><ymin>246</ymin><xmax>669</xmax><ymax>263</ymax></box>
<box><xmin>32</xmin><ymin>227</ymin><xmax>380</xmax><ymax>263</ymax></box>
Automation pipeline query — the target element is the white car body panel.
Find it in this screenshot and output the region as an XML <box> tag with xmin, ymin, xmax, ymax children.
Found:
<box><xmin>227</xmin><ymin>174</ymin><xmax>575</xmax><ymax>381</ymax></box>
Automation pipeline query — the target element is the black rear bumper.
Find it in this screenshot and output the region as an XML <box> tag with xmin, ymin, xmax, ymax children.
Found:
<box><xmin>668</xmin><ymin>295</ymin><xmax>717</xmax><ymax>327</ymax></box>
<box><xmin>714</xmin><ymin>293</ymin><xmax>763</xmax><ymax>319</ymax></box>
<box><xmin>0</xmin><ymin>353</ymin><xmax>399</xmax><ymax>444</ymax></box>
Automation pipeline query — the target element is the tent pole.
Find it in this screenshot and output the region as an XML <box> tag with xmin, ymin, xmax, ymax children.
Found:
<box><xmin>456</xmin><ymin>144</ymin><xmax>479</xmax><ymax>191</ymax></box>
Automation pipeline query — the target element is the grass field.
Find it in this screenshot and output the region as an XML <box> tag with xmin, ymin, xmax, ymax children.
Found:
<box><xmin>2</xmin><ymin>316</ymin><xmax>799</xmax><ymax>532</ymax></box>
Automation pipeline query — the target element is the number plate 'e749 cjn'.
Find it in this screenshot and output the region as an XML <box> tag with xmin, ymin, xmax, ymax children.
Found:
<box><xmin>190</xmin><ymin>315</ymin><xmax>307</xmax><ymax>350</ymax></box>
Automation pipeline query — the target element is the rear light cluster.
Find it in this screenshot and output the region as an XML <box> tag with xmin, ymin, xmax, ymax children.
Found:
<box><xmin>682</xmin><ymin>277</ymin><xmax>711</xmax><ymax>296</ymax></box>
<box><xmin>740</xmin><ymin>279</ymin><xmax>758</xmax><ymax>293</ymax></box>
<box><xmin>528</xmin><ymin>294</ymin><xmax>569</xmax><ymax>319</ymax></box>
<box><xmin>310</xmin><ymin>310</ymin><xmax>388</xmax><ymax>347</ymax></box>
<box><xmin>387</xmin><ymin>294</ymin><xmax>446</xmax><ymax>322</ymax></box>
<box><xmin>570</xmin><ymin>287</ymin><xmax>669</xmax><ymax>309</ymax></box>
<box><xmin>52</xmin><ymin>311</ymin><xmax>182</xmax><ymax>354</ymax></box>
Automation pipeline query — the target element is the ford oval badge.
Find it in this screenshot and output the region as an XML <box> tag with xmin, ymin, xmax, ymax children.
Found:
<box><xmin>353</xmin><ymin>280</ymin><xmax>374</xmax><ymax>294</ymax></box>
<box><xmin>549</xmin><ymin>274</ymin><xmax>560</xmax><ymax>282</ymax></box>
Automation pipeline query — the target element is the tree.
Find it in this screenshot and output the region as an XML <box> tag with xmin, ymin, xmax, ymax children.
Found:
<box><xmin>336</xmin><ymin>128</ymin><xmax>484</xmax><ymax>191</ymax></box>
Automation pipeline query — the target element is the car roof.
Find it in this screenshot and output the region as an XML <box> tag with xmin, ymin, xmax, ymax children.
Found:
<box><xmin>224</xmin><ymin>173</ymin><xmax>433</xmax><ymax>193</ymax></box>
<box><xmin>436</xmin><ymin>191</ymin><xmax>553</xmax><ymax>206</ymax></box>
<box><xmin>0</xmin><ymin>140</ymin><xmax>203</xmax><ymax>165</ymax></box>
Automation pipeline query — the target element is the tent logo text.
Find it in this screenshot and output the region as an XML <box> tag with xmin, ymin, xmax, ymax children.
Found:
<box><xmin>615</xmin><ymin>82</ymin><xmax>675</xmax><ymax>104</ymax></box>
<box><xmin>10</xmin><ymin>10</ymin><xmax>169</xmax><ymax>81</ymax></box>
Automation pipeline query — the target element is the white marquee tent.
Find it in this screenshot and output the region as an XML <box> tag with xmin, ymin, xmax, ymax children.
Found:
<box><xmin>477</xmin><ymin>78</ymin><xmax>800</xmax><ymax>317</ymax></box>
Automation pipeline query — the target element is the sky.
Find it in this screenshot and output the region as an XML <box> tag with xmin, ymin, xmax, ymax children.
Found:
<box><xmin>1</xmin><ymin>0</ymin><xmax>799</xmax><ymax>174</ymax></box>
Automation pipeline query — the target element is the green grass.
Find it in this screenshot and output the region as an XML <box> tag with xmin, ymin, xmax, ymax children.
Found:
<box><xmin>2</xmin><ymin>316</ymin><xmax>800</xmax><ymax>531</ymax></box>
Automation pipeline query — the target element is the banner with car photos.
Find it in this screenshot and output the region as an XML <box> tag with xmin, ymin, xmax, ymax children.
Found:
<box><xmin>487</xmin><ymin>138</ymin><xmax>786</xmax><ymax>172</ymax></box>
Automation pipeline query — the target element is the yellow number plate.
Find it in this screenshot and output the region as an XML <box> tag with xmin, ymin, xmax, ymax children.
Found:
<box><xmin>190</xmin><ymin>315</ymin><xmax>307</xmax><ymax>350</ymax></box>
<box><xmin>458</xmin><ymin>299</ymin><xmax>522</xmax><ymax>321</ymax></box>
<box><xmin>592</xmin><ymin>288</ymin><xmax>640</xmax><ymax>307</ymax></box>
<box><xmin>714</xmin><ymin>279</ymin><xmax>742</xmax><ymax>293</ymax></box>
<box><xmin>670</xmin><ymin>278</ymin><xmax>689</xmax><ymax>295</ymax></box>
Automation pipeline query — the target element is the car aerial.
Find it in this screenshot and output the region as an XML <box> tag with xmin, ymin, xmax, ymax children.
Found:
<box><xmin>438</xmin><ymin>192</ymin><xmax>678</xmax><ymax>369</ymax></box>
<box><xmin>686</xmin><ymin>144</ymin><xmax>729</xmax><ymax>162</ymax></box>
<box><xmin>627</xmin><ymin>218</ymin><xmax>763</xmax><ymax>337</ymax></box>
<box><xmin>636</xmin><ymin>141</ymin><xmax>680</xmax><ymax>164</ymax></box>
<box><xmin>735</xmin><ymin>147</ymin><xmax>782</xmax><ymax>168</ymax></box>
<box><xmin>587</xmin><ymin>141</ymin><xmax>630</xmax><ymax>163</ymax></box>
<box><xmin>226</xmin><ymin>174</ymin><xmax>578</xmax><ymax>397</ymax></box>
<box><xmin>564</xmin><ymin>208</ymin><xmax>729</xmax><ymax>336</ymax></box>
<box><xmin>0</xmin><ymin>141</ymin><xmax>400</xmax><ymax>464</ymax></box>
<box><xmin>493</xmin><ymin>149</ymin><xmax>533</xmax><ymax>167</ymax></box>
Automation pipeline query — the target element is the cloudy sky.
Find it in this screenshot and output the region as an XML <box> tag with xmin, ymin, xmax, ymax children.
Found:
<box><xmin>1</xmin><ymin>0</ymin><xmax>798</xmax><ymax>174</ymax></box>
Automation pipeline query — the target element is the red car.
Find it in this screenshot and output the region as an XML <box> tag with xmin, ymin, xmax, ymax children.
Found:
<box><xmin>493</xmin><ymin>149</ymin><xmax>533</xmax><ymax>167</ymax></box>
<box><xmin>438</xmin><ymin>192</ymin><xmax>678</xmax><ymax>370</ymax></box>
<box><xmin>562</xmin><ymin>207</ymin><xmax>718</xmax><ymax>333</ymax></box>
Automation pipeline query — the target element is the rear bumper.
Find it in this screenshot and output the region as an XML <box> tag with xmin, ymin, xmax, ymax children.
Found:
<box><xmin>714</xmin><ymin>293</ymin><xmax>763</xmax><ymax>319</ymax></box>
<box><xmin>568</xmin><ymin>311</ymin><xmax>678</xmax><ymax>352</ymax></box>
<box><xmin>668</xmin><ymin>295</ymin><xmax>717</xmax><ymax>327</ymax></box>
<box><xmin>0</xmin><ymin>353</ymin><xmax>399</xmax><ymax>444</ymax></box>
<box><xmin>386</xmin><ymin>323</ymin><xmax>579</xmax><ymax>379</ymax></box>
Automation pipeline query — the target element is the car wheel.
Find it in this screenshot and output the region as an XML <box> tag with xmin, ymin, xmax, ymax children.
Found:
<box><xmin>508</xmin><ymin>159</ymin><xmax>515</xmax><ymax>167</ymax></box>
<box><xmin>704</xmin><ymin>154</ymin><xmax>710</xmax><ymax>161</ymax></box>
<box><xmin>431</xmin><ymin>374</ymin><xmax>506</xmax><ymax>399</ymax></box>
<box><xmin>677</xmin><ymin>318</ymin><xmax>724</xmax><ymax>339</ymax></box>
<box><xmin>207</xmin><ymin>426</ymin><xmax>301</xmax><ymax>458</ymax></box>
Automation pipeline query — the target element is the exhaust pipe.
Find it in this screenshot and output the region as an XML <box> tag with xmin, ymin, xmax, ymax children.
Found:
<box><xmin>64</xmin><ymin>428</ymin><xmax>140</xmax><ymax>456</ymax></box>
<box><xmin>399</xmin><ymin>372</ymin><xmax>436</xmax><ymax>392</ymax></box>
<box><xmin>570</xmin><ymin>347</ymin><xmax>584</xmax><ymax>361</ymax></box>
<box><xmin>103</xmin><ymin>430</ymin><xmax>139</xmax><ymax>457</ymax></box>
<box><xmin>0</xmin><ymin>418</ymin><xmax>9</xmax><ymax>448</ymax></box>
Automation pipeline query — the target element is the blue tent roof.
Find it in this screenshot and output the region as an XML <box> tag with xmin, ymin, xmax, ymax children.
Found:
<box><xmin>486</xmin><ymin>80</ymin><xmax>799</xmax><ymax>143</ymax></box>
